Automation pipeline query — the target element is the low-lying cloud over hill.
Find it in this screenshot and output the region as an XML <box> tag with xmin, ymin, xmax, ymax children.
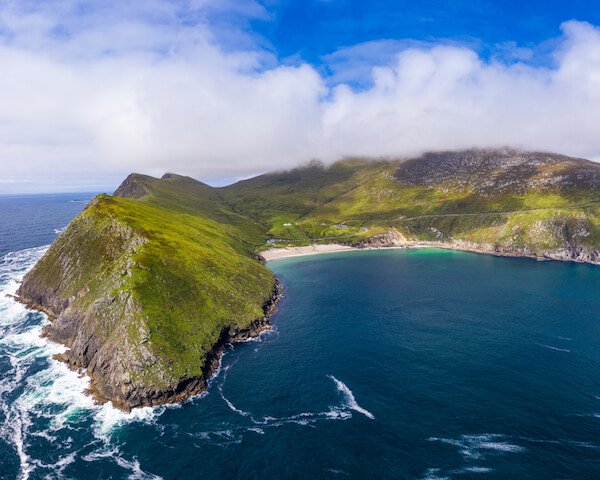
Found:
<box><xmin>1</xmin><ymin>1</ymin><xmax>600</xmax><ymax>191</ymax></box>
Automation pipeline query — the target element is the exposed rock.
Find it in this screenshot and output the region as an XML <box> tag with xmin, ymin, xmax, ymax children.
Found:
<box><xmin>18</xmin><ymin>265</ymin><xmax>281</xmax><ymax>411</ymax></box>
<box><xmin>359</xmin><ymin>228</ymin><xmax>407</xmax><ymax>248</ymax></box>
<box><xmin>113</xmin><ymin>173</ymin><xmax>151</xmax><ymax>199</ymax></box>
<box><xmin>396</xmin><ymin>149</ymin><xmax>600</xmax><ymax>195</ymax></box>
<box><xmin>359</xmin><ymin>228</ymin><xmax>600</xmax><ymax>265</ymax></box>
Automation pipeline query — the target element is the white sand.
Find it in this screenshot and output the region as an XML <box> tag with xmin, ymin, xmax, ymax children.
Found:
<box><xmin>259</xmin><ymin>239</ymin><xmax>600</xmax><ymax>265</ymax></box>
<box><xmin>259</xmin><ymin>244</ymin><xmax>360</xmax><ymax>261</ymax></box>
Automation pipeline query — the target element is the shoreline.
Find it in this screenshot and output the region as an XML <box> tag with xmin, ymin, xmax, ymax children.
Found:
<box><xmin>259</xmin><ymin>244</ymin><xmax>359</xmax><ymax>261</ymax></box>
<box><xmin>259</xmin><ymin>241</ymin><xmax>600</xmax><ymax>266</ymax></box>
<box><xmin>12</xmin><ymin>239</ymin><xmax>598</xmax><ymax>412</ymax></box>
<box><xmin>258</xmin><ymin>242</ymin><xmax>496</xmax><ymax>263</ymax></box>
<box><xmin>14</xmin><ymin>279</ymin><xmax>283</xmax><ymax>412</ymax></box>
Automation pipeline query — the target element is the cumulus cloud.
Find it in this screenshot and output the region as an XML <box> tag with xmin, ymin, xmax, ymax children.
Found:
<box><xmin>0</xmin><ymin>1</ymin><xmax>600</xmax><ymax>192</ymax></box>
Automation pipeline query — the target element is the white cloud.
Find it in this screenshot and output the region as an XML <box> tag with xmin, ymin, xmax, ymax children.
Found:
<box><xmin>0</xmin><ymin>2</ymin><xmax>600</xmax><ymax>193</ymax></box>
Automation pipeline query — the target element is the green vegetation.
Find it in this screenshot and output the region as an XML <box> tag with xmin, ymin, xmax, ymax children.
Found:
<box><xmin>221</xmin><ymin>151</ymin><xmax>600</xmax><ymax>251</ymax></box>
<box><xmin>20</xmin><ymin>149</ymin><xmax>600</xmax><ymax>407</ymax></box>
<box><xmin>22</xmin><ymin>175</ymin><xmax>275</xmax><ymax>398</ymax></box>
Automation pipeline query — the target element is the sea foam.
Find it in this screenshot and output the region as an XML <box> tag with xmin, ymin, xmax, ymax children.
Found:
<box><xmin>0</xmin><ymin>245</ymin><xmax>166</xmax><ymax>479</ymax></box>
<box><xmin>328</xmin><ymin>375</ymin><xmax>375</xmax><ymax>419</ymax></box>
<box><xmin>428</xmin><ymin>433</ymin><xmax>525</xmax><ymax>460</ymax></box>
<box><xmin>535</xmin><ymin>342</ymin><xmax>571</xmax><ymax>353</ymax></box>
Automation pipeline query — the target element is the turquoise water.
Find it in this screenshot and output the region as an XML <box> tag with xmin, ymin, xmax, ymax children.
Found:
<box><xmin>2</xmin><ymin>196</ymin><xmax>600</xmax><ymax>479</ymax></box>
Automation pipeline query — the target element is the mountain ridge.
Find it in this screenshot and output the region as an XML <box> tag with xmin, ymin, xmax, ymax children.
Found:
<box><xmin>16</xmin><ymin>148</ymin><xmax>600</xmax><ymax>409</ymax></box>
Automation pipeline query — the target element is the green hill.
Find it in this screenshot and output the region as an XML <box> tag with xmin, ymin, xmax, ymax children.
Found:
<box><xmin>17</xmin><ymin>149</ymin><xmax>600</xmax><ymax>409</ymax></box>
<box><xmin>17</xmin><ymin>175</ymin><xmax>276</xmax><ymax>409</ymax></box>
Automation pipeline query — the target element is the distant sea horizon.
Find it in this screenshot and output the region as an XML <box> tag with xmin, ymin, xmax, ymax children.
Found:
<box><xmin>0</xmin><ymin>192</ymin><xmax>98</xmax><ymax>258</ymax></box>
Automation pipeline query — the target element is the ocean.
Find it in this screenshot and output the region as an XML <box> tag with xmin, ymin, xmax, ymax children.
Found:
<box><xmin>1</xmin><ymin>194</ymin><xmax>600</xmax><ymax>479</ymax></box>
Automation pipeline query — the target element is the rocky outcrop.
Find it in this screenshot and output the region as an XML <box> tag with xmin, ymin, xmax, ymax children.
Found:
<box><xmin>358</xmin><ymin>229</ymin><xmax>600</xmax><ymax>265</ymax></box>
<box><xmin>16</xmin><ymin>192</ymin><xmax>281</xmax><ymax>411</ymax></box>
<box><xmin>359</xmin><ymin>228</ymin><xmax>407</xmax><ymax>248</ymax></box>
<box><xmin>113</xmin><ymin>173</ymin><xmax>150</xmax><ymax>199</ymax></box>
<box><xmin>395</xmin><ymin>149</ymin><xmax>600</xmax><ymax>195</ymax></box>
<box><xmin>18</xmin><ymin>265</ymin><xmax>281</xmax><ymax>411</ymax></box>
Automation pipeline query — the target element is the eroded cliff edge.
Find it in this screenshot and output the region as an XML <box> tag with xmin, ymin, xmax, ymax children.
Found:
<box><xmin>17</xmin><ymin>183</ymin><xmax>279</xmax><ymax>411</ymax></box>
<box><xmin>16</xmin><ymin>150</ymin><xmax>600</xmax><ymax>409</ymax></box>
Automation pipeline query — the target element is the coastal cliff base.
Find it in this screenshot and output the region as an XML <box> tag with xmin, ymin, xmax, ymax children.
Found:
<box><xmin>17</xmin><ymin>280</ymin><xmax>282</xmax><ymax>412</ymax></box>
<box><xmin>260</xmin><ymin>228</ymin><xmax>600</xmax><ymax>265</ymax></box>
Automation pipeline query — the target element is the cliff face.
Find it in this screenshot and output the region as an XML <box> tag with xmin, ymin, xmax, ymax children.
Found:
<box><xmin>17</xmin><ymin>190</ymin><xmax>277</xmax><ymax>410</ymax></box>
<box><xmin>17</xmin><ymin>149</ymin><xmax>600</xmax><ymax>409</ymax></box>
<box><xmin>112</xmin><ymin>173</ymin><xmax>151</xmax><ymax>199</ymax></box>
<box><xmin>17</xmin><ymin>199</ymin><xmax>155</xmax><ymax>408</ymax></box>
<box><xmin>395</xmin><ymin>149</ymin><xmax>600</xmax><ymax>194</ymax></box>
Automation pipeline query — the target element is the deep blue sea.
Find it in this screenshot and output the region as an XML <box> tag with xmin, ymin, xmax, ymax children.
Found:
<box><xmin>2</xmin><ymin>194</ymin><xmax>600</xmax><ymax>479</ymax></box>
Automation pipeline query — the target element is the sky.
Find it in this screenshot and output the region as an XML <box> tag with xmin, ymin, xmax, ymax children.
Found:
<box><xmin>1</xmin><ymin>1</ymin><xmax>600</xmax><ymax>193</ymax></box>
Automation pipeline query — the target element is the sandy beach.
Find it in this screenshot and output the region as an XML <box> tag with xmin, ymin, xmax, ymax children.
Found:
<box><xmin>258</xmin><ymin>239</ymin><xmax>600</xmax><ymax>265</ymax></box>
<box><xmin>259</xmin><ymin>244</ymin><xmax>360</xmax><ymax>261</ymax></box>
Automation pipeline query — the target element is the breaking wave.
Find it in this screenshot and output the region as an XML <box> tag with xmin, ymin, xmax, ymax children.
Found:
<box><xmin>428</xmin><ymin>433</ymin><xmax>525</xmax><ymax>460</ymax></box>
<box><xmin>535</xmin><ymin>343</ymin><xmax>571</xmax><ymax>353</ymax></box>
<box><xmin>327</xmin><ymin>375</ymin><xmax>375</xmax><ymax>419</ymax></box>
<box><xmin>0</xmin><ymin>246</ymin><xmax>376</xmax><ymax>478</ymax></box>
<box><xmin>214</xmin><ymin>373</ymin><xmax>372</xmax><ymax>438</ymax></box>
<box><xmin>0</xmin><ymin>246</ymin><xmax>166</xmax><ymax>479</ymax></box>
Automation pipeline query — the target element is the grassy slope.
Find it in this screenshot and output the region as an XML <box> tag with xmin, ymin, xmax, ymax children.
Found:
<box><xmin>23</xmin><ymin>149</ymin><xmax>600</xmax><ymax>404</ymax></box>
<box><xmin>220</xmin><ymin>159</ymin><xmax>395</xmax><ymax>245</ymax></box>
<box><xmin>26</xmin><ymin>176</ymin><xmax>275</xmax><ymax>389</ymax></box>
<box><xmin>99</xmin><ymin>194</ymin><xmax>274</xmax><ymax>381</ymax></box>
<box><xmin>220</xmin><ymin>151</ymin><xmax>600</xmax><ymax>252</ymax></box>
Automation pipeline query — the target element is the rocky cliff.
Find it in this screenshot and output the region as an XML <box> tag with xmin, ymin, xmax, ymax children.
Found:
<box><xmin>17</xmin><ymin>149</ymin><xmax>600</xmax><ymax>409</ymax></box>
<box><xmin>17</xmin><ymin>189</ymin><xmax>277</xmax><ymax>410</ymax></box>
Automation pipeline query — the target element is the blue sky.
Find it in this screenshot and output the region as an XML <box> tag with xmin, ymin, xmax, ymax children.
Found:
<box><xmin>199</xmin><ymin>0</ymin><xmax>600</xmax><ymax>88</ymax></box>
<box><xmin>256</xmin><ymin>0</ymin><xmax>597</xmax><ymax>61</ymax></box>
<box><xmin>254</xmin><ymin>0</ymin><xmax>600</xmax><ymax>75</ymax></box>
<box><xmin>0</xmin><ymin>0</ymin><xmax>600</xmax><ymax>193</ymax></box>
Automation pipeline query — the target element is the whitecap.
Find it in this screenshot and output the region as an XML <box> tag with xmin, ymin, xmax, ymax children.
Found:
<box><xmin>114</xmin><ymin>455</ymin><xmax>164</xmax><ymax>480</ymax></box>
<box><xmin>535</xmin><ymin>343</ymin><xmax>570</xmax><ymax>353</ymax></box>
<box><xmin>326</xmin><ymin>468</ymin><xmax>350</xmax><ymax>476</ymax></box>
<box><xmin>219</xmin><ymin>386</ymin><xmax>253</xmax><ymax>418</ymax></box>
<box><xmin>190</xmin><ymin>429</ymin><xmax>242</xmax><ymax>446</ymax></box>
<box><xmin>214</xmin><ymin>373</ymin><xmax>358</xmax><ymax>432</ymax></box>
<box><xmin>324</xmin><ymin>409</ymin><xmax>352</xmax><ymax>420</ymax></box>
<box><xmin>93</xmin><ymin>403</ymin><xmax>166</xmax><ymax>442</ymax></box>
<box><xmin>327</xmin><ymin>375</ymin><xmax>375</xmax><ymax>419</ymax></box>
<box><xmin>81</xmin><ymin>439</ymin><xmax>166</xmax><ymax>478</ymax></box>
<box><xmin>0</xmin><ymin>245</ymin><xmax>165</xmax><ymax>479</ymax></box>
<box><xmin>420</xmin><ymin>468</ymin><xmax>450</xmax><ymax>480</ymax></box>
<box><xmin>82</xmin><ymin>449</ymin><xmax>120</xmax><ymax>462</ymax></box>
<box><xmin>429</xmin><ymin>434</ymin><xmax>524</xmax><ymax>460</ymax></box>
<box><xmin>478</xmin><ymin>441</ymin><xmax>524</xmax><ymax>453</ymax></box>
<box><xmin>53</xmin><ymin>451</ymin><xmax>78</xmax><ymax>473</ymax></box>
<box><xmin>459</xmin><ymin>466</ymin><xmax>492</xmax><ymax>473</ymax></box>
